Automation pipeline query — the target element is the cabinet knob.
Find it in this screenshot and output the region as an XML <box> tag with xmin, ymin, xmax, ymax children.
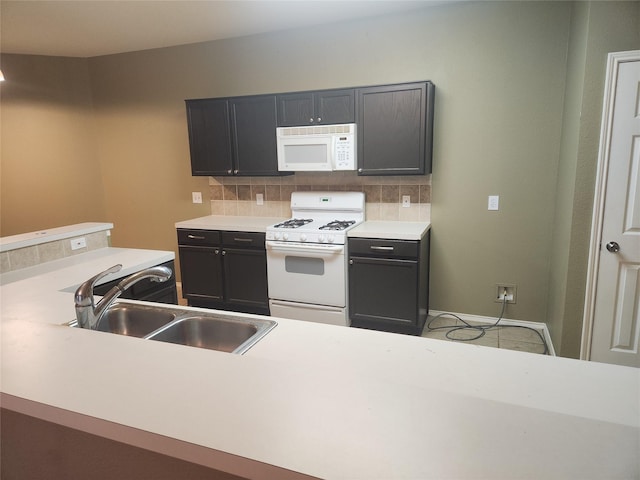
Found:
<box><xmin>233</xmin><ymin>169</ymin><xmax>238</xmax><ymax>175</ymax></box>
<box><xmin>222</xmin><ymin>250</ymin><xmax>226</xmax><ymax>255</ymax></box>
<box><xmin>227</xmin><ymin>169</ymin><xmax>232</xmax><ymax>174</ymax></box>
<box><xmin>317</xmin><ymin>117</ymin><xmax>322</xmax><ymax>122</ymax></box>
<box><xmin>358</xmin><ymin>168</ymin><xmax>363</xmax><ymax>173</ymax></box>
<box><xmin>309</xmin><ymin>118</ymin><xmax>314</xmax><ymax>123</ymax></box>
<box><xmin>214</xmin><ymin>249</ymin><xmax>220</xmax><ymax>255</ymax></box>
<box><xmin>349</xmin><ymin>259</ymin><xmax>353</xmax><ymax>265</ymax></box>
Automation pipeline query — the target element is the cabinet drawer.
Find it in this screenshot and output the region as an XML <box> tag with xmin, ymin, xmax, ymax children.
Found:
<box><xmin>348</xmin><ymin>238</ymin><xmax>418</xmax><ymax>258</ymax></box>
<box><xmin>221</xmin><ymin>231</ymin><xmax>265</xmax><ymax>248</ymax></box>
<box><xmin>177</xmin><ymin>229</ymin><xmax>221</xmax><ymax>246</ymax></box>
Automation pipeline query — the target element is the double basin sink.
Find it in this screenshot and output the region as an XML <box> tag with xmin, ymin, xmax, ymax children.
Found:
<box><xmin>70</xmin><ymin>302</ymin><xmax>277</xmax><ymax>355</ymax></box>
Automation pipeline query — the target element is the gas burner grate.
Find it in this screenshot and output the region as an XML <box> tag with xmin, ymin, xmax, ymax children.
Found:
<box><xmin>273</xmin><ymin>218</ymin><xmax>313</xmax><ymax>229</ymax></box>
<box><xmin>319</xmin><ymin>220</ymin><xmax>356</xmax><ymax>231</ymax></box>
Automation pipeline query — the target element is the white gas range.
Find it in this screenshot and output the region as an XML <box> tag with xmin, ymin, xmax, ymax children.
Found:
<box><xmin>266</xmin><ymin>191</ymin><xmax>365</xmax><ymax>326</ymax></box>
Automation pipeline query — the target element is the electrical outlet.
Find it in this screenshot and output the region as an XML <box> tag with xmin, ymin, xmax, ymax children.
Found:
<box><xmin>402</xmin><ymin>195</ymin><xmax>411</xmax><ymax>207</ymax></box>
<box><xmin>256</xmin><ymin>193</ymin><xmax>264</xmax><ymax>205</ymax></box>
<box><xmin>70</xmin><ymin>237</ymin><xmax>87</xmax><ymax>251</ymax></box>
<box><xmin>495</xmin><ymin>284</ymin><xmax>517</xmax><ymax>304</ymax></box>
<box><xmin>192</xmin><ymin>192</ymin><xmax>203</xmax><ymax>204</ymax></box>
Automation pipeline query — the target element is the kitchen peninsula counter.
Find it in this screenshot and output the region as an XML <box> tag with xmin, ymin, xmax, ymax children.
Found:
<box><xmin>1</xmin><ymin>245</ymin><xmax>638</xmax><ymax>479</ymax></box>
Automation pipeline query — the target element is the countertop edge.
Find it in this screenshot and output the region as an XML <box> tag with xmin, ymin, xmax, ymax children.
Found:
<box><xmin>348</xmin><ymin>221</ymin><xmax>431</xmax><ymax>240</ymax></box>
<box><xmin>0</xmin><ymin>222</ymin><xmax>114</xmax><ymax>253</ymax></box>
<box><xmin>0</xmin><ymin>393</ymin><xmax>317</xmax><ymax>480</ymax></box>
<box><xmin>175</xmin><ymin>215</ymin><xmax>285</xmax><ymax>233</ymax></box>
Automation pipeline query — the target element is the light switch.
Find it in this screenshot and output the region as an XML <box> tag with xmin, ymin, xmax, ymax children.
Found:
<box><xmin>192</xmin><ymin>192</ymin><xmax>203</xmax><ymax>204</ymax></box>
<box><xmin>488</xmin><ymin>195</ymin><xmax>499</xmax><ymax>211</ymax></box>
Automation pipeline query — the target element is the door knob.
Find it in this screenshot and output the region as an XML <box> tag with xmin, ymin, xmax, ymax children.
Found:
<box><xmin>606</xmin><ymin>241</ymin><xmax>620</xmax><ymax>253</ymax></box>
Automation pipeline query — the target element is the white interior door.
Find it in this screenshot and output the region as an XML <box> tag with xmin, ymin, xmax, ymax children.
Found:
<box><xmin>584</xmin><ymin>51</ymin><xmax>640</xmax><ymax>367</ymax></box>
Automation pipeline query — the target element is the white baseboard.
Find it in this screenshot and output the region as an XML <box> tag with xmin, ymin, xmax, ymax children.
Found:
<box><xmin>428</xmin><ymin>309</ymin><xmax>556</xmax><ymax>356</ymax></box>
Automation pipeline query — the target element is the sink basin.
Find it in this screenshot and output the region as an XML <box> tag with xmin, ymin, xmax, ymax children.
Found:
<box><xmin>95</xmin><ymin>303</ymin><xmax>177</xmax><ymax>337</ymax></box>
<box><xmin>147</xmin><ymin>315</ymin><xmax>276</xmax><ymax>354</ymax></box>
<box><xmin>69</xmin><ymin>301</ymin><xmax>276</xmax><ymax>354</ymax></box>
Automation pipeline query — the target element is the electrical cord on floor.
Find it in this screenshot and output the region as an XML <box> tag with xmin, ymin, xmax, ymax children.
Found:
<box><xmin>425</xmin><ymin>293</ymin><xmax>549</xmax><ymax>355</ymax></box>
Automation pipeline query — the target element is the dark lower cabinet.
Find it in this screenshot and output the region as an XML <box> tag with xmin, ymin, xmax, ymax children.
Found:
<box><xmin>177</xmin><ymin>229</ymin><xmax>269</xmax><ymax>315</ymax></box>
<box><xmin>349</xmin><ymin>231</ymin><xmax>430</xmax><ymax>335</ymax></box>
<box><xmin>93</xmin><ymin>260</ymin><xmax>178</xmax><ymax>305</ymax></box>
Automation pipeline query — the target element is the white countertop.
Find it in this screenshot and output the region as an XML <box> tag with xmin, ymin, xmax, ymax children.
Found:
<box><xmin>0</xmin><ymin>222</ymin><xmax>114</xmax><ymax>252</ymax></box>
<box><xmin>348</xmin><ymin>220</ymin><xmax>431</xmax><ymax>240</ymax></box>
<box><xmin>175</xmin><ymin>215</ymin><xmax>285</xmax><ymax>233</ymax></box>
<box><xmin>1</xmin><ymin>247</ymin><xmax>638</xmax><ymax>479</ymax></box>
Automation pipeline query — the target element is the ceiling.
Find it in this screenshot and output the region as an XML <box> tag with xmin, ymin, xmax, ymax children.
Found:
<box><xmin>0</xmin><ymin>0</ymin><xmax>445</xmax><ymax>58</ymax></box>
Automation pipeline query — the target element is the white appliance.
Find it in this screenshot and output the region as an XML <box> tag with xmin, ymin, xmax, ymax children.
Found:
<box><xmin>276</xmin><ymin>123</ymin><xmax>356</xmax><ymax>172</ymax></box>
<box><xmin>266</xmin><ymin>191</ymin><xmax>365</xmax><ymax>326</ymax></box>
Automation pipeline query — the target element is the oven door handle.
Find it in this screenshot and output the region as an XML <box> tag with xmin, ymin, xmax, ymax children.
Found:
<box><xmin>266</xmin><ymin>241</ymin><xmax>344</xmax><ymax>255</ymax></box>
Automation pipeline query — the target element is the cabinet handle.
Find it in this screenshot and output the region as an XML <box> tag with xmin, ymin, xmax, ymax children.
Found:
<box><xmin>370</xmin><ymin>246</ymin><xmax>394</xmax><ymax>252</ymax></box>
<box><xmin>233</xmin><ymin>237</ymin><xmax>253</xmax><ymax>243</ymax></box>
<box><xmin>188</xmin><ymin>234</ymin><xmax>206</xmax><ymax>240</ymax></box>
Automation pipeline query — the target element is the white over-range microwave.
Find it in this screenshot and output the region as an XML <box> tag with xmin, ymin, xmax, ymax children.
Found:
<box><xmin>276</xmin><ymin>123</ymin><xmax>356</xmax><ymax>172</ymax></box>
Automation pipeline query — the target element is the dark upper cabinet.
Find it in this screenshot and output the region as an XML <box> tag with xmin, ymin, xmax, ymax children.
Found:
<box><xmin>230</xmin><ymin>95</ymin><xmax>280</xmax><ymax>176</ymax></box>
<box><xmin>185</xmin><ymin>99</ymin><xmax>233</xmax><ymax>176</ymax></box>
<box><xmin>276</xmin><ymin>89</ymin><xmax>355</xmax><ymax>126</ymax></box>
<box><xmin>356</xmin><ymin>81</ymin><xmax>435</xmax><ymax>176</ymax></box>
<box><xmin>185</xmin><ymin>95</ymin><xmax>282</xmax><ymax>176</ymax></box>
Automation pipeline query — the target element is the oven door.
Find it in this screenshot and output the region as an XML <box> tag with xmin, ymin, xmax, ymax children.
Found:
<box><xmin>266</xmin><ymin>241</ymin><xmax>346</xmax><ymax>307</ymax></box>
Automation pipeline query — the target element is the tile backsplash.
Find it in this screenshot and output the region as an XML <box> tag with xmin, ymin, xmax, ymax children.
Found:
<box><xmin>209</xmin><ymin>172</ymin><xmax>431</xmax><ymax>221</ymax></box>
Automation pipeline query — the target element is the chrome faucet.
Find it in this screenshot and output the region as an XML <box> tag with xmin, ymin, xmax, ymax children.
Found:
<box><xmin>74</xmin><ymin>264</ymin><xmax>172</xmax><ymax>330</ymax></box>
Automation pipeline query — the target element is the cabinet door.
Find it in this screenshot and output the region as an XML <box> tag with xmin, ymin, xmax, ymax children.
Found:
<box><xmin>314</xmin><ymin>89</ymin><xmax>355</xmax><ymax>125</ymax></box>
<box><xmin>277</xmin><ymin>90</ymin><xmax>355</xmax><ymax>126</ymax></box>
<box><xmin>349</xmin><ymin>256</ymin><xmax>419</xmax><ymax>326</ymax></box>
<box><xmin>185</xmin><ymin>99</ymin><xmax>233</xmax><ymax>176</ymax></box>
<box><xmin>230</xmin><ymin>95</ymin><xmax>280</xmax><ymax>176</ymax></box>
<box><xmin>276</xmin><ymin>92</ymin><xmax>314</xmax><ymax>127</ymax></box>
<box><xmin>178</xmin><ymin>246</ymin><xmax>223</xmax><ymax>301</ymax></box>
<box><xmin>357</xmin><ymin>82</ymin><xmax>434</xmax><ymax>175</ymax></box>
<box><xmin>222</xmin><ymin>248</ymin><xmax>269</xmax><ymax>309</ymax></box>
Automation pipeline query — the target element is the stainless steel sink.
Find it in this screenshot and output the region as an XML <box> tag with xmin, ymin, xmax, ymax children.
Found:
<box><xmin>68</xmin><ymin>301</ymin><xmax>276</xmax><ymax>354</ymax></box>
<box><xmin>147</xmin><ymin>315</ymin><xmax>276</xmax><ymax>354</ymax></box>
<box><xmin>96</xmin><ymin>303</ymin><xmax>178</xmax><ymax>337</ymax></box>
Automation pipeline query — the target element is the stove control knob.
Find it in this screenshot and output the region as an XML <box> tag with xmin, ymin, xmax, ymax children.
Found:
<box><xmin>319</xmin><ymin>234</ymin><xmax>326</xmax><ymax>243</ymax></box>
<box><xmin>300</xmin><ymin>234</ymin><xmax>307</xmax><ymax>242</ymax></box>
<box><xmin>283</xmin><ymin>233</ymin><xmax>289</xmax><ymax>241</ymax></box>
<box><xmin>328</xmin><ymin>235</ymin><xmax>335</xmax><ymax>243</ymax></box>
<box><xmin>274</xmin><ymin>232</ymin><xmax>281</xmax><ymax>240</ymax></box>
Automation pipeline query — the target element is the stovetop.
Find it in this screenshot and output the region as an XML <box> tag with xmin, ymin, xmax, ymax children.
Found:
<box><xmin>266</xmin><ymin>191</ymin><xmax>365</xmax><ymax>244</ymax></box>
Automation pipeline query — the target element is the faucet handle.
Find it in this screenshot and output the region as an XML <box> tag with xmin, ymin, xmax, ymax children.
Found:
<box><xmin>74</xmin><ymin>264</ymin><xmax>123</xmax><ymax>306</ymax></box>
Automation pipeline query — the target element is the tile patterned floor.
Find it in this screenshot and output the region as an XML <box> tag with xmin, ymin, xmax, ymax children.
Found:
<box><xmin>421</xmin><ymin>315</ymin><xmax>549</xmax><ymax>355</ymax></box>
